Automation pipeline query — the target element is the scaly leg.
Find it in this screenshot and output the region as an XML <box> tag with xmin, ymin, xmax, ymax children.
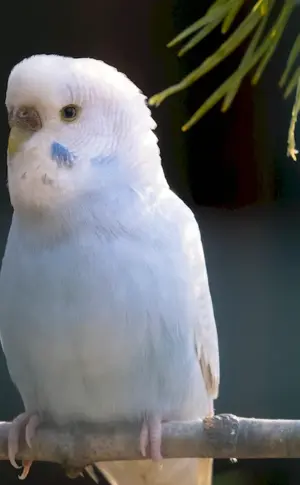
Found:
<box><xmin>139</xmin><ymin>415</ymin><xmax>163</xmax><ymax>461</ymax></box>
<box><xmin>8</xmin><ymin>411</ymin><xmax>41</xmax><ymax>479</ymax></box>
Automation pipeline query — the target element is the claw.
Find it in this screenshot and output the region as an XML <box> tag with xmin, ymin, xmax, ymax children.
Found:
<box><xmin>8</xmin><ymin>413</ymin><xmax>28</xmax><ymax>469</ymax></box>
<box><xmin>8</xmin><ymin>411</ymin><xmax>40</xmax><ymax>479</ymax></box>
<box><xmin>18</xmin><ymin>460</ymin><xmax>32</xmax><ymax>480</ymax></box>
<box><xmin>139</xmin><ymin>415</ymin><xmax>163</xmax><ymax>461</ymax></box>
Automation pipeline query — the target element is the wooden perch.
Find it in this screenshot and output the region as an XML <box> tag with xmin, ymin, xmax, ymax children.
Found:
<box><xmin>1</xmin><ymin>414</ymin><xmax>300</xmax><ymax>470</ymax></box>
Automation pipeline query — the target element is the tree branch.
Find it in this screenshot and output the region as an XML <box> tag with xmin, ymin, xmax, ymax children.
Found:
<box><xmin>0</xmin><ymin>414</ymin><xmax>300</xmax><ymax>470</ymax></box>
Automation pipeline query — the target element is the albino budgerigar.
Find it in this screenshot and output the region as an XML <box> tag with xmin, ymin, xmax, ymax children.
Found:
<box><xmin>0</xmin><ymin>54</ymin><xmax>220</xmax><ymax>485</ymax></box>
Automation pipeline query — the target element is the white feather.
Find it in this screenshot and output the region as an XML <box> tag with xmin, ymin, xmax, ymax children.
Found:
<box><xmin>0</xmin><ymin>55</ymin><xmax>219</xmax><ymax>485</ymax></box>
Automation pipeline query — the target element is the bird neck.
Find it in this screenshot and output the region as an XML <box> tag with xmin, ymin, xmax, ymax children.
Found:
<box><xmin>11</xmin><ymin>178</ymin><xmax>168</xmax><ymax>249</ymax></box>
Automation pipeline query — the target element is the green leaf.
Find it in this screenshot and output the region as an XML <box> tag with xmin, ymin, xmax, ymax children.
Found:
<box><xmin>167</xmin><ymin>0</ymin><xmax>233</xmax><ymax>48</ymax></box>
<box><xmin>251</xmin><ymin>0</ymin><xmax>295</xmax><ymax>85</ymax></box>
<box><xmin>149</xmin><ymin>0</ymin><xmax>300</xmax><ymax>159</ymax></box>
<box><xmin>222</xmin><ymin>0</ymin><xmax>274</xmax><ymax>111</ymax></box>
<box><xmin>149</xmin><ymin>1</ymin><xmax>264</xmax><ymax>107</ymax></box>
<box><xmin>178</xmin><ymin>19</ymin><xmax>221</xmax><ymax>57</ymax></box>
<box><xmin>287</xmin><ymin>75</ymin><xmax>300</xmax><ymax>160</ymax></box>
<box><xmin>280</xmin><ymin>33</ymin><xmax>300</xmax><ymax>88</ymax></box>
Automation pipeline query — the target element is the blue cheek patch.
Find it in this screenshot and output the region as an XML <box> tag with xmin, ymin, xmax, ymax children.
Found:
<box><xmin>51</xmin><ymin>142</ymin><xmax>76</xmax><ymax>168</ymax></box>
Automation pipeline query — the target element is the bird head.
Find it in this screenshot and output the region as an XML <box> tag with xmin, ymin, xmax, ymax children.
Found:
<box><xmin>6</xmin><ymin>54</ymin><xmax>161</xmax><ymax>214</ymax></box>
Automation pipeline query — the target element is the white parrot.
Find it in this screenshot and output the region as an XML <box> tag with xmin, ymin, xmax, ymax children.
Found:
<box><xmin>0</xmin><ymin>54</ymin><xmax>220</xmax><ymax>485</ymax></box>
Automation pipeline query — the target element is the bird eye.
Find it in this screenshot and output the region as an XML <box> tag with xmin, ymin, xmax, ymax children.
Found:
<box><xmin>60</xmin><ymin>104</ymin><xmax>80</xmax><ymax>122</ymax></box>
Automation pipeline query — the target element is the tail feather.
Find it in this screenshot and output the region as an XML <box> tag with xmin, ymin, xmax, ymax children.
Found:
<box><xmin>198</xmin><ymin>458</ymin><xmax>213</xmax><ymax>485</ymax></box>
<box><xmin>93</xmin><ymin>458</ymin><xmax>213</xmax><ymax>485</ymax></box>
<box><xmin>85</xmin><ymin>465</ymin><xmax>101</xmax><ymax>483</ymax></box>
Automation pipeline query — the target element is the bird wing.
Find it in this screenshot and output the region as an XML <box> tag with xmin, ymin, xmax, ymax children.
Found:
<box><xmin>168</xmin><ymin>193</ymin><xmax>220</xmax><ymax>401</ymax></box>
<box><xmin>189</xmin><ymin>213</ymin><xmax>219</xmax><ymax>400</ymax></box>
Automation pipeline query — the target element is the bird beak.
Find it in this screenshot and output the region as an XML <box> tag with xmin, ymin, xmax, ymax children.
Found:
<box><xmin>7</xmin><ymin>106</ymin><xmax>42</xmax><ymax>158</ymax></box>
<box><xmin>7</xmin><ymin>127</ymin><xmax>33</xmax><ymax>159</ymax></box>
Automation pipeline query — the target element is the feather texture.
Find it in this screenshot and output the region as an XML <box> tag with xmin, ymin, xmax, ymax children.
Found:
<box><xmin>0</xmin><ymin>55</ymin><xmax>219</xmax><ymax>485</ymax></box>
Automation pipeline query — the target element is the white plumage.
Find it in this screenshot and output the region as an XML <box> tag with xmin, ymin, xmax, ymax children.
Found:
<box><xmin>0</xmin><ymin>54</ymin><xmax>219</xmax><ymax>485</ymax></box>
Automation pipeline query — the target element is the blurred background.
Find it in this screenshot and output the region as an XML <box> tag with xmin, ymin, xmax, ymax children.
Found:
<box><xmin>0</xmin><ymin>0</ymin><xmax>300</xmax><ymax>483</ymax></box>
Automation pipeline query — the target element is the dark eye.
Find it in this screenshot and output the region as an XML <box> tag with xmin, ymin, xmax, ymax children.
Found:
<box><xmin>60</xmin><ymin>104</ymin><xmax>80</xmax><ymax>122</ymax></box>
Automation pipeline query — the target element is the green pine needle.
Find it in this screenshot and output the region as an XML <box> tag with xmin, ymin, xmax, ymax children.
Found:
<box><xmin>280</xmin><ymin>33</ymin><xmax>300</xmax><ymax>88</ymax></box>
<box><xmin>287</xmin><ymin>74</ymin><xmax>300</xmax><ymax>160</ymax></box>
<box><xmin>148</xmin><ymin>0</ymin><xmax>300</xmax><ymax>160</ymax></box>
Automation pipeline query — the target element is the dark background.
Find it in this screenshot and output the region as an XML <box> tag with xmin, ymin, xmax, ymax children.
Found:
<box><xmin>1</xmin><ymin>0</ymin><xmax>300</xmax><ymax>484</ymax></box>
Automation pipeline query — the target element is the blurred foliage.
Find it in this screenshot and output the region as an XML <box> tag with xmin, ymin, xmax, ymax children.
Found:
<box><xmin>149</xmin><ymin>0</ymin><xmax>300</xmax><ymax>160</ymax></box>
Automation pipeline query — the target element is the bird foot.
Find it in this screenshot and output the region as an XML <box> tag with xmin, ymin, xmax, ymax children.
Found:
<box><xmin>8</xmin><ymin>411</ymin><xmax>41</xmax><ymax>480</ymax></box>
<box><xmin>139</xmin><ymin>415</ymin><xmax>163</xmax><ymax>461</ymax></box>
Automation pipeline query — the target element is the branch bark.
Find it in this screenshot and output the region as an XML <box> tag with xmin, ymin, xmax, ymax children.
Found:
<box><xmin>0</xmin><ymin>414</ymin><xmax>300</xmax><ymax>470</ymax></box>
